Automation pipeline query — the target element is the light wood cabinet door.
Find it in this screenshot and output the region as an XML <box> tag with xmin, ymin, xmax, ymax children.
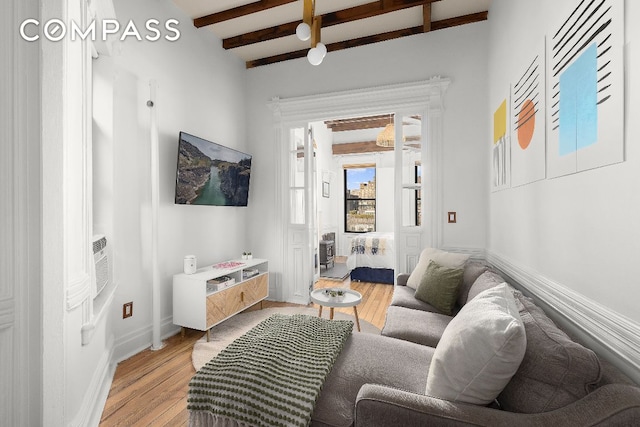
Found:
<box><xmin>206</xmin><ymin>291</ymin><xmax>227</xmax><ymax>328</ymax></box>
<box><xmin>224</xmin><ymin>285</ymin><xmax>245</xmax><ymax>315</ymax></box>
<box><xmin>205</xmin><ymin>273</ymin><xmax>269</xmax><ymax>329</ymax></box>
<box><xmin>240</xmin><ymin>274</ymin><xmax>268</xmax><ymax>306</ymax></box>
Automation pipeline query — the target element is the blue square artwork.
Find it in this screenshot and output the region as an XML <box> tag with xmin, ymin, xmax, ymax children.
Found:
<box><xmin>558</xmin><ymin>43</ymin><xmax>598</xmax><ymax>156</ymax></box>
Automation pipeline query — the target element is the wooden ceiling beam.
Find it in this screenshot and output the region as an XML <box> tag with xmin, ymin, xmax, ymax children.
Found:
<box><xmin>223</xmin><ymin>0</ymin><xmax>440</xmax><ymax>50</ymax></box>
<box><xmin>332</xmin><ymin>141</ymin><xmax>394</xmax><ymax>155</ymax></box>
<box><xmin>423</xmin><ymin>3</ymin><xmax>432</xmax><ymax>32</ymax></box>
<box><xmin>321</xmin><ymin>0</ymin><xmax>440</xmax><ymax>27</ymax></box>
<box><xmin>326</xmin><ymin>114</ymin><xmax>422</xmax><ymax>131</ymax></box>
<box><xmin>332</xmin><ymin>139</ymin><xmax>421</xmax><ymax>155</ymax></box>
<box><xmin>246</xmin><ymin>11</ymin><xmax>488</xmax><ymax>68</ymax></box>
<box><xmin>325</xmin><ymin>114</ymin><xmax>394</xmax><ymax>132</ymax></box>
<box><xmin>194</xmin><ymin>0</ymin><xmax>296</xmax><ymax>28</ymax></box>
<box><xmin>430</xmin><ymin>11</ymin><xmax>487</xmax><ymax>30</ymax></box>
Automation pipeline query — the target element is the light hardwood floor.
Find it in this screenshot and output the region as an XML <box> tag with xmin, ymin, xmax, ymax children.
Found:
<box><xmin>99</xmin><ymin>276</ymin><xmax>393</xmax><ymax>426</ymax></box>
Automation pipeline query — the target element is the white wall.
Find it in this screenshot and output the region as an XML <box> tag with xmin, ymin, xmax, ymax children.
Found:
<box><xmin>245</xmin><ymin>22</ymin><xmax>490</xmax><ymax>280</ymax></box>
<box><xmin>100</xmin><ymin>0</ymin><xmax>249</xmax><ymax>360</ymax></box>
<box><xmin>2</xmin><ymin>1</ymin><xmax>41</xmax><ymax>424</ymax></box>
<box><xmin>487</xmin><ymin>0</ymin><xmax>640</xmax><ymax>325</ymax></box>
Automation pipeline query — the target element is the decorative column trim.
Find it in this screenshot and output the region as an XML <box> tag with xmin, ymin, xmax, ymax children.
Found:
<box><xmin>267</xmin><ymin>98</ymin><xmax>286</xmax><ymax>301</ymax></box>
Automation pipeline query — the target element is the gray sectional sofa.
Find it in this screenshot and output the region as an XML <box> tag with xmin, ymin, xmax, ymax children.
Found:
<box><xmin>310</xmin><ymin>256</ymin><xmax>640</xmax><ymax>426</ymax></box>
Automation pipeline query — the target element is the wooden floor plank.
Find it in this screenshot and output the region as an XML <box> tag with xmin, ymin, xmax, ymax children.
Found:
<box><xmin>100</xmin><ymin>277</ymin><xmax>392</xmax><ymax>426</ymax></box>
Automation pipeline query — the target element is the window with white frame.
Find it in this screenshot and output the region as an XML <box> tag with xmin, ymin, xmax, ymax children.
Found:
<box><xmin>344</xmin><ymin>165</ymin><xmax>376</xmax><ymax>233</ymax></box>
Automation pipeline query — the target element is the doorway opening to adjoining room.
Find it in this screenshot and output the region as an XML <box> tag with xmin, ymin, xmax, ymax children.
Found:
<box><xmin>270</xmin><ymin>78</ymin><xmax>449</xmax><ymax>305</ymax></box>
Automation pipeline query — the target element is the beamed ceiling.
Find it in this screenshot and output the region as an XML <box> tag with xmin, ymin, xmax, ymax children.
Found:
<box><xmin>324</xmin><ymin>114</ymin><xmax>423</xmax><ymax>155</ymax></box>
<box><xmin>172</xmin><ymin>0</ymin><xmax>491</xmax><ymax>68</ymax></box>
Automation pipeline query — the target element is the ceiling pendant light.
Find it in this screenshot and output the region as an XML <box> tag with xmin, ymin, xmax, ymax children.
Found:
<box><xmin>307</xmin><ymin>46</ymin><xmax>323</xmax><ymax>66</ymax></box>
<box><xmin>296</xmin><ymin>22</ymin><xmax>311</xmax><ymax>41</ymax></box>
<box><xmin>298</xmin><ymin>0</ymin><xmax>327</xmax><ymax>66</ymax></box>
<box><xmin>297</xmin><ymin>0</ymin><xmax>313</xmax><ymax>42</ymax></box>
<box><xmin>376</xmin><ymin>123</ymin><xmax>395</xmax><ymax>147</ymax></box>
<box><xmin>376</xmin><ymin>114</ymin><xmax>408</xmax><ymax>147</ymax></box>
<box><xmin>308</xmin><ymin>13</ymin><xmax>324</xmax><ymax>65</ymax></box>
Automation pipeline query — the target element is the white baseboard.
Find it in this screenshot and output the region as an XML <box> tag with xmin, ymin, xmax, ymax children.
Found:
<box><xmin>113</xmin><ymin>315</ymin><xmax>180</xmax><ymax>363</ymax></box>
<box><xmin>486</xmin><ymin>250</ymin><xmax>640</xmax><ymax>384</ymax></box>
<box><xmin>72</xmin><ymin>336</ymin><xmax>115</xmax><ymax>427</ymax></box>
<box><xmin>86</xmin><ymin>353</ymin><xmax>116</xmax><ymax>427</ymax></box>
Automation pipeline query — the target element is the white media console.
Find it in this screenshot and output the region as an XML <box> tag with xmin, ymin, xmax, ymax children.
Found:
<box><xmin>173</xmin><ymin>258</ymin><xmax>269</xmax><ymax>340</ymax></box>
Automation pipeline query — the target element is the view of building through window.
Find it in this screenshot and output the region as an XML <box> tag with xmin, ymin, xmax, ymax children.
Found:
<box><xmin>344</xmin><ymin>166</ymin><xmax>376</xmax><ymax>232</ymax></box>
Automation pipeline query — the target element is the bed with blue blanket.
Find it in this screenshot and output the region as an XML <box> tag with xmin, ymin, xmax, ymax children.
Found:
<box><xmin>346</xmin><ymin>232</ymin><xmax>395</xmax><ymax>284</ymax></box>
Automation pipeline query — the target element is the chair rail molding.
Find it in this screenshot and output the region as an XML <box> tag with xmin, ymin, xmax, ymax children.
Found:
<box><xmin>442</xmin><ymin>246</ymin><xmax>486</xmax><ymax>260</ymax></box>
<box><xmin>486</xmin><ymin>250</ymin><xmax>640</xmax><ymax>383</ymax></box>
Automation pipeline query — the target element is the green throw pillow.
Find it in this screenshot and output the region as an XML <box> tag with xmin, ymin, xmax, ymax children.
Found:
<box><xmin>415</xmin><ymin>260</ymin><xmax>464</xmax><ymax>315</ymax></box>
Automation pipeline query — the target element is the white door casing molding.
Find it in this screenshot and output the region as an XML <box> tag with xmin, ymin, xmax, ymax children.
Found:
<box><xmin>267</xmin><ymin>103</ymin><xmax>285</xmax><ymax>301</ymax></box>
<box><xmin>269</xmin><ymin>76</ymin><xmax>450</xmax><ymax>298</ymax></box>
<box><xmin>426</xmin><ymin>101</ymin><xmax>445</xmax><ymax>249</ymax></box>
<box><xmin>270</xmin><ymin>77</ymin><xmax>450</xmax><ymax>124</ymax></box>
<box><xmin>62</xmin><ymin>0</ymin><xmax>94</xmax><ymax>315</ymax></box>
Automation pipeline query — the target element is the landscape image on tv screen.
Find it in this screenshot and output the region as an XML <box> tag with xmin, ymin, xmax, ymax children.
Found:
<box><xmin>175</xmin><ymin>132</ymin><xmax>252</xmax><ymax>206</ymax></box>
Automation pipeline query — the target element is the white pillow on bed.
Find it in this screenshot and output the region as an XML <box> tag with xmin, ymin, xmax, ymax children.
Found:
<box><xmin>406</xmin><ymin>248</ymin><xmax>470</xmax><ymax>290</ymax></box>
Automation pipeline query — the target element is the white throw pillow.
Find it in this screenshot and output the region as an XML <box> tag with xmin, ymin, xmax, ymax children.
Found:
<box><xmin>406</xmin><ymin>248</ymin><xmax>470</xmax><ymax>289</ymax></box>
<box><xmin>425</xmin><ymin>283</ymin><xmax>526</xmax><ymax>405</ymax></box>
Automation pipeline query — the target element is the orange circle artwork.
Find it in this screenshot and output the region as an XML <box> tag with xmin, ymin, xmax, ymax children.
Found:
<box><xmin>518</xmin><ymin>99</ymin><xmax>535</xmax><ymax>150</ymax></box>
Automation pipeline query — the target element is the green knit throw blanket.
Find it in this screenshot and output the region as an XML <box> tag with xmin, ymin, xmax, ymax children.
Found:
<box><xmin>188</xmin><ymin>313</ymin><xmax>353</xmax><ymax>427</ymax></box>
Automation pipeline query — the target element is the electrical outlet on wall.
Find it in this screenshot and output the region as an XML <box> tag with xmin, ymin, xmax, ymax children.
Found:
<box><xmin>123</xmin><ymin>302</ymin><xmax>133</xmax><ymax>319</ymax></box>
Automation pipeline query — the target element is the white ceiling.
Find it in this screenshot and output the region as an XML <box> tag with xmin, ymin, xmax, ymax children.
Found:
<box><xmin>171</xmin><ymin>0</ymin><xmax>491</xmax><ymax>64</ymax></box>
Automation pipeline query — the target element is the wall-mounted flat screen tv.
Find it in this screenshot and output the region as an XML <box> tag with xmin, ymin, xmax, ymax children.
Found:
<box><xmin>175</xmin><ymin>132</ymin><xmax>252</xmax><ymax>206</ymax></box>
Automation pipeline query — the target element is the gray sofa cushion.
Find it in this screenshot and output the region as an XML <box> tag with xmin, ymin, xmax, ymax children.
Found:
<box><xmin>391</xmin><ymin>284</ymin><xmax>453</xmax><ymax>313</ymax></box>
<box><xmin>457</xmin><ymin>261</ymin><xmax>490</xmax><ymax>306</ymax></box>
<box><xmin>498</xmin><ymin>292</ymin><xmax>602</xmax><ymax>413</ymax></box>
<box><xmin>381</xmin><ymin>305</ymin><xmax>452</xmax><ymax>347</ymax></box>
<box><xmin>467</xmin><ymin>270</ymin><xmax>505</xmax><ymax>302</ymax></box>
<box><xmin>414</xmin><ymin>260</ymin><xmax>464</xmax><ymax>315</ymax></box>
<box><xmin>406</xmin><ymin>248</ymin><xmax>470</xmax><ymax>289</ymax></box>
<box><xmin>312</xmin><ymin>332</ymin><xmax>434</xmax><ymax>427</ymax></box>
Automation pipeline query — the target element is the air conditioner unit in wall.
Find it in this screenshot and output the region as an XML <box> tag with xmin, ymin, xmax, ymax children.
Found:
<box><xmin>92</xmin><ymin>234</ymin><xmax>110</xmax><ymax>298</ymax></box>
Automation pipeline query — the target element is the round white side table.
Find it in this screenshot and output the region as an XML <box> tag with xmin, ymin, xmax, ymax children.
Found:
<box><xmin>310</xmin><ymin>288</ymin><xmax>362</xmax><ymax>332</ymax></box>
